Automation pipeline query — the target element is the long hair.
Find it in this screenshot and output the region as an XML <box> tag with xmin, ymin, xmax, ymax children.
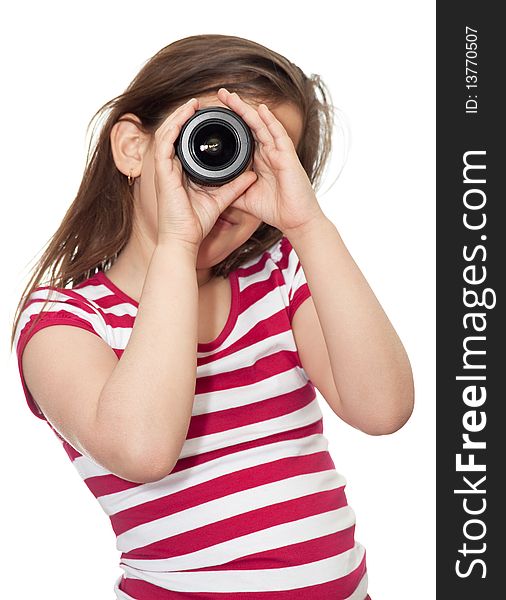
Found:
<box><xmin>10</xmin><ymin>33</ymin><xmax>335</xmax><ymax>351</ymax></box>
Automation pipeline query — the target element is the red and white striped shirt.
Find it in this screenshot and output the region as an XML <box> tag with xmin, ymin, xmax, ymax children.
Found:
<box><xmin>15</xmin><ymin>235</ymin><xmax>370</xmax><ymax>599</ymax></box>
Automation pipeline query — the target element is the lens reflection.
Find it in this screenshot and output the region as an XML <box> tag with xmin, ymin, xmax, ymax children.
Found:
<box><xmin>192</xmin><ymin>123</ymin><xmax>237</xmax><ymax>168</ymax></box>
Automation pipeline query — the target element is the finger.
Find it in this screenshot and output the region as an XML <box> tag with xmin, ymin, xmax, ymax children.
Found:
<box><xmin>257</xmin><ymin>103</ymin><xmax>295</xmax><ymax>153</ymax></box>
<box><xmin>167</xmin><ymin>97</ymin><xmax>199</xmax><ymax>124</ymax></box>
<box><xmin>213</xmin><ymin>170</ymin><xmax>258</xmax><ymax>213</ymax></box>
<box><xmin>155</xmin><ymin>98</ymin><xmax>199</xmax><ymax>145</ymax></box>
<box><xmin>157</xmin><ymin>98</ymin><xmax>199</xmax><ymax>139</ymax></box>
<box><xmin>217</xmin><ymin>88</ymin><xmax>275</xmax><ymax>148</ymax></box>
<box><xmin>154</xmin><ymin>98</ymin><xmax>199</xmax><ymax>162</ymax></box>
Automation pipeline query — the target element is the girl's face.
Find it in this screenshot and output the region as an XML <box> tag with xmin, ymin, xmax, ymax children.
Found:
<box><xmin>113</xmin><ymin>92</ymin><xmax>303</xmax><ymax>271</ymax></box>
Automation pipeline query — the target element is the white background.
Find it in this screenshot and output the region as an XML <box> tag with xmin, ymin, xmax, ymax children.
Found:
<box><xmin>2</xmin><ymin>1</ymin><xmax>435</xmax><ymax>598</ymax></box>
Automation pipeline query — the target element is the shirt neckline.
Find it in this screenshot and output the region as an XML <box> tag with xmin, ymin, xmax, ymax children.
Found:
<box><xmin>95</xmin><ymin>269</ymin><xmax>240</xmax><ymax>352</ymax></box>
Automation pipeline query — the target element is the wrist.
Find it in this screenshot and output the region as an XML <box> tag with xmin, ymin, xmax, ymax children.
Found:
<box><xmin>283</xmin><ymin>213</ymin><xmax>335</xmax><ymax>243</ymax></box>
<box><xmin>155</xmin><ymin>238</ymin><xmax>199</xmax><ymax>262</ymax></box>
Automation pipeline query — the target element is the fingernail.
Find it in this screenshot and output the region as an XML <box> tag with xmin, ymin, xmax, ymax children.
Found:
<box><xmin>187</xmin><ymin>98</ymin><xmax>197</xmax><ymax>104</ymax></box>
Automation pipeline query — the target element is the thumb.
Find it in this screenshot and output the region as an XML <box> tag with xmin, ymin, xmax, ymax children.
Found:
<box><xmin>215</xmin><ymin>170</ymin><xmax>257</xmax><ymax>212</ymax></box>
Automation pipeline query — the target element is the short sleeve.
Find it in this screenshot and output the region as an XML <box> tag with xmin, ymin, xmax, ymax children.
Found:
<box><xmin>13</xmin><ymin>287</ymin><xmax>108</xmax><ymax>421</ymax></box>
<box><xmin>273</xmin><ymin>236</ymin><xmax>312</xmax><ymax>324</ymax></box>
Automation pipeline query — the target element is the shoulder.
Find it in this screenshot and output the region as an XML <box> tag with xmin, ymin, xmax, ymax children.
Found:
<box><xmin>265</xmin><ymin>235</ymin><xmax>307</xmax><ymax>291</ymax></box>
<box><xmin>13</xmin><ymin>276</ymin><xmax>113</xmax><ymax>422</ymax></box>
<box><xmin>238</xmin><ymin>235</ymin><xmax>305</xmax><ymax>291</ymax></box>
<box><xmin>243</xmin><ymin>235</ymin><xmax>309</xmax><ymax>318</ymax></box>
<box><xmin>241</xmin><ymin>235</ymin><xmax>298</xmax><ymax>287</ymax></box>
<box><xmin>14</xmin><ymin>275</ymin><xmax>109</xmax><ymax>353</ymax></box>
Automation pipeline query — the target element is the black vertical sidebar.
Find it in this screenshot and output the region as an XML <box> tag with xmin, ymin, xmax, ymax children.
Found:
<box><xmin>437</xmin><ymin>2</ymin><xmax>503</xmax><ymax>597</ymax></box>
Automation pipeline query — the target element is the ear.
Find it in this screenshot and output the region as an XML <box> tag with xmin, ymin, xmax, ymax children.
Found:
<box><xmin>110</xmin><ymin>113</ymin><xmax>150</xmax><ymax>178</ymax></box>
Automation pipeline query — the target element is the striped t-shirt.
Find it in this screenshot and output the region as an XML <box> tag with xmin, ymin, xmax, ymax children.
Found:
<box><xmin>14</xmin><ymin>235</ymin><xmax>370</xmax><ymax>599</ymax></box>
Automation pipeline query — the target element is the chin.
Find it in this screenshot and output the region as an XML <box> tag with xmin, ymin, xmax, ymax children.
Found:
<box><xmin>197</xmin><ymin>232</ymin><xmax>237</xmax><ymax>262</ymax></box>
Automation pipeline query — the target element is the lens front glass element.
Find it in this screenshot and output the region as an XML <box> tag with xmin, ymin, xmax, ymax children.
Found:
<box><xmin>192</xmin><ymin>122</ymin><xmax>237</xmax><ymax>168</ymax></box>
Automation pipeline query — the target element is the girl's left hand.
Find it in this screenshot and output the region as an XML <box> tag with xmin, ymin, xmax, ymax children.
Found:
<box><xmin>215</xmin><ymin>88</ymin><xmax>326</xmax><ymax>233</ymax></box>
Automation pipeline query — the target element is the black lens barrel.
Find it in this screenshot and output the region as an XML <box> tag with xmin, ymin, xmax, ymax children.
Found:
<box><xmin>175</xmin><ymin>106</ymin><xmax>254</xmax><ymax>186</ymax></box>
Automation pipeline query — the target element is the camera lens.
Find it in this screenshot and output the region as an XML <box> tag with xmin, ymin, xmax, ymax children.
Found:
<box><xmin>191</xmin><ymin>122</ymin><xmax>238</xmax><ymax>169</ymax></box>
<box><xmin>175</xmin><ymin>106</ymin><xmax>254</xmax><ymax>186</ymax></box>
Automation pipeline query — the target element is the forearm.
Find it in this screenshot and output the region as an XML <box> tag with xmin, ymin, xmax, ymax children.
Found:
<box><xmin>286</xmin><ymin>216</ymin><xmax>414</xmax><ymax>434</ymax></box>
<box><xmin>96</xmin><ymin>242</ymin><xmax>199</xmax><ymax>476</ymax></box>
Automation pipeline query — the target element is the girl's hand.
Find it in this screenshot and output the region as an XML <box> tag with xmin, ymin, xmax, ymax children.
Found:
<box><xmin>216</xmin><ymin>88</ymin><xmax>326</xmax><ymax>234</ymax></box>
<box><xmin>153</xmin><ymin>97</ymin><xmax>258</xmax><ymax>250</ymax></box>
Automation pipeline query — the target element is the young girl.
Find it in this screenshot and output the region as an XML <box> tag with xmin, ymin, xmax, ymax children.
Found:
<box><xmin>11</xmin><ymin>34</ymin><xmax>413</xmax><ymax>599</ymax></box>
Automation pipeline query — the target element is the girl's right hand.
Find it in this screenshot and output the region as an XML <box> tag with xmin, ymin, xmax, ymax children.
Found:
<box><xmin>153</xmin><ymin>98</ymin><xmax>258</xmax><ymax>251</ymax></box>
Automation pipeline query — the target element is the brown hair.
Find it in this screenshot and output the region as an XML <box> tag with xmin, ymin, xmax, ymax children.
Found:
<box><xmin>10</xmin><ymin>33</ymin><xmax>335</xmax><ymax>351</ymax></box>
